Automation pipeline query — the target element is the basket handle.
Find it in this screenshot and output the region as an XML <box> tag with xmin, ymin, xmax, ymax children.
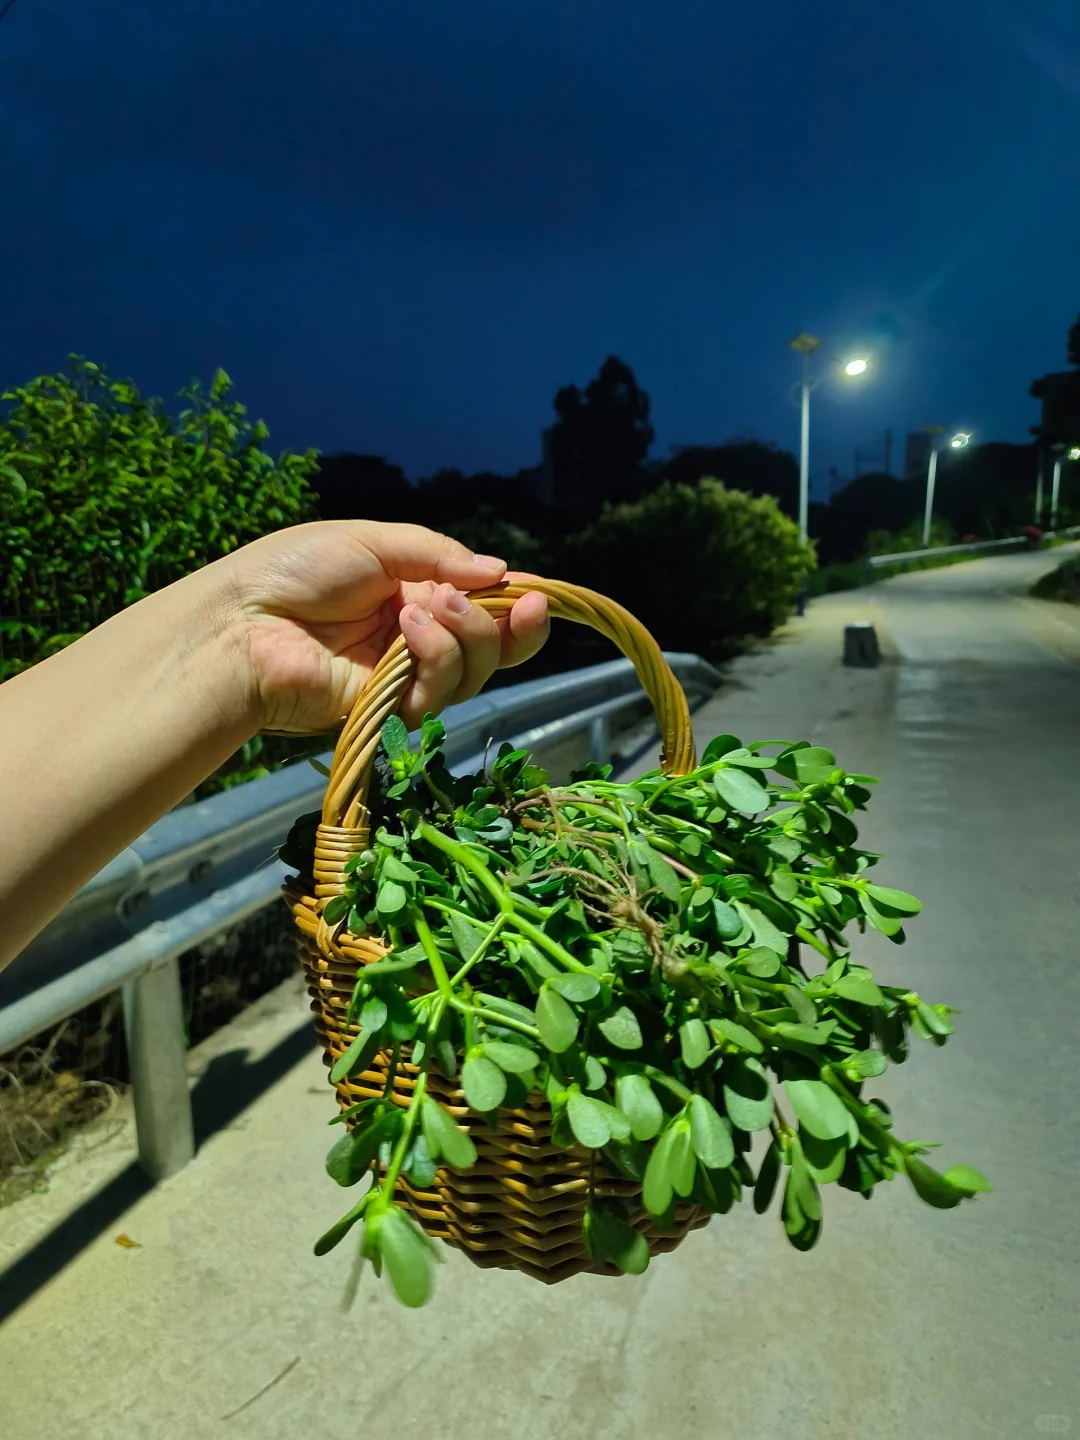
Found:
<box><xmin>320</xmin><ymin>577</ymin><xmax>695</xmax><ymax>832</ymax></box>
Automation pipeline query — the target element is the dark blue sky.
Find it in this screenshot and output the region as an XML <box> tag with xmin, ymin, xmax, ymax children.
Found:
<box><xmin>2</xmin><ymin>0</ymin><xmax>1079</xmax><ymax>496</ymax></box>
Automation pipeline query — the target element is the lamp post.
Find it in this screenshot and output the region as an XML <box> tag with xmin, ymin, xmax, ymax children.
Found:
<box><xmin>921</xmin><ymin>429</ymin><xmax>970</xmax><ymax>548</ymax></box>
<box><xmin>788</xmin><ymin>335</ymin><xmax>870</xmax><ymax>614</ymax></box>
<box><xmin>1049</xmin><ymin>443</ymin><xmax>1068</xmax><ymax>529</ymax></box>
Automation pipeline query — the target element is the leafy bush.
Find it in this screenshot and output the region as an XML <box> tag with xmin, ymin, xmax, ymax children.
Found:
<box><xmin>0</xmin><ymin>356</ymin><xmax>320</xmax><ymax>793</ymax></box>
<box><xmin>565</xmin><ymin>479</ymin><xmax>813</xmax><ymax>656</ymax></box>
<box><xmin>0</xmin><ymin>356</ymin><xmax>318</xmax><ymax>678</ymax></box>
<box><xmin>1031</xmin><ymin>553</ymin><xmax>1080</xmax><ymax>604</ymax></box>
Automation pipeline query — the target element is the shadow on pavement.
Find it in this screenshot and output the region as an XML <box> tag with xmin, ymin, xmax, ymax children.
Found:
<box><xmin>0</xmin><ymin>1021</ymin><xmax>316</xmax><ymax>1326</ymax></box>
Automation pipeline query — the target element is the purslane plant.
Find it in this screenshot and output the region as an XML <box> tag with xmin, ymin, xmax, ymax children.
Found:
<box><xmin>282</xmin><ymin>716</ymin><xmax>990</xmax><ymax>1308</ymax></box>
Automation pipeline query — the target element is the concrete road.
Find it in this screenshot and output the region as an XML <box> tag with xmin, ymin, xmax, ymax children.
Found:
<box><xmin>2</xmin><ymin>547</ymin><xmax>1078</xmax><ymax>1440</ymax></box>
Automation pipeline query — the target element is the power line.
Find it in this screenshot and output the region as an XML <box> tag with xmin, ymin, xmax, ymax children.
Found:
<box><xmin>0</xmin><ymin>0</ymin><xmax>18</xmax><ymax>23</ymax></box>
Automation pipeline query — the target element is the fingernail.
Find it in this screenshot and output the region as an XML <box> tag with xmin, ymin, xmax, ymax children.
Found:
<box><xmin>473</xmin><ymin>554</ymin><xmax>505</xmax><ymax>571</ymax></box>
<box><xmin>409</xmin><ymin>605</ymin><xmax>432</xmax><ymax>627</ymax></box>
<box><xmin>445</xmin><ymin>591</ymin><xmax>471</xmax><ymax>616</ymax></box>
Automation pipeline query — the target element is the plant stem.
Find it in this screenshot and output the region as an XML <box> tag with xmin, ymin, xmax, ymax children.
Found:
<box><xmin>419</xmin><ymin>823</ymin><xmax>592</xmax><ymax>974</ymax></box>
<box><xmin>450</xmin><ymin>999</ymin><xmax>540</xmax><ymax>1039</ymax></box>
<box><xmin>412</xmin><ymin>911</ymin><xmax>455</xmax><ymax>1000</ymax></box>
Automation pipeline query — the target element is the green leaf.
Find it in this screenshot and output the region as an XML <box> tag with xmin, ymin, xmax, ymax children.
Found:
<box><xmin>701</xmin><ymin>733</ymin><xmax>741</xmax><ymax>764</ymax></box>
<box><xmin>689</xmin><ymin>1094</ymin><xmax>734</xmax><ymax>1170</ymax></box>
<box><xmin>598</xmin><ymin>1005</ymin><xmax>644</xmax><ymax>1050</ymax></box>
<box><xmin>313</xmin><ymin>1193</ymin><xmax>371</xmax><ymax>1255</ymax></box>
<box><xmin>906</xmin><ymin>1156</ymin><xmax>962</xmax><ymax>1209</ymax></box>
<box><xmin>381</xmin><ymin>855</ymin><xmax>417</xmax><ymax>884</ymax></box>
<box><xmin>358</xmin><ymin>996</ymin><xmax>387</xmax><ymax>1033</ymax></box>
<box><xmin>329</xmin><ymin>1027</ymin><xmax>381</xmax><ymax>1084</ymax></box>
<box><xmin>741</xmin><ymin>946</ymin><xmax>781</xmax><ymax>978</ymax></box>
<box><xmin>462</xmin><ymin>1054</ymin><xmax>507</xmax><ymax>1112</ymax></box>
<box><xmin>776</xmin><ymin>745</ymin><xmax>837</xmax><ymax>785</ymax></box>
<box><xmin>712</xmin><ymin>767</ymin><xmax>770</xmax><ymax>815</ymax></box>
<box><xmin>361</xmin><ymin>948</ymin><xmax>425</xmax><ymax>976</ymax></box>
<box><xmin>943</xmin><ymin>1164</ymin><xmax>993</xmax><ymax>1195</ymax></box>
<box><xmin>722</xmin><ymin>1057</ymin><xmax>774</xmax><ymax>1132</ymax></box>
<box><xmin>407</xmin><ymin>1133</ymin><xmax>439</xmax><ymax>1188</ymax></box>
<box><xmin>832</xmin><ymin>973</ymin><xmax>885</xmax><ymax>1007</ymax></box>
<box><xmin>738</xmin><ymin>905</ymin><xmax>790</xmax><ymax>955</ymax></box>
<box><xmin>708</xmin><ymin>1017</ymin><xmax>763</xmax><ymax>1054</ymax></box>
<box><xmin>784</xmin><ymin>1078</ymin><xmax>851</xmax><ymax>1141</ymax></box>
<box><xmin>536</xmin><ymin>983</ymin><xmax>579</xmax><ymax>1053</ymax></box>
<box><xmin>0</xmin><ymin>464</ymin><xmax>28</xmax><ymax>498</ymax></box>
<box><xmin>858</xmin><ymin>891</ymin><xmax>904</xmax><ymax>936</ymax></box>
<box><xmin>448</xmin><ymin>912</ymin><xmax>485</xmax><ymax>963</ymax></box>
<box><xmin>375</xmin><ymin>880</ymin><xmax>408</xmax><ymax>918</ymax></box>
<box><xmin>917</xmin><ymin>1002</ymin><xmax>954</xmax><ymax>1037</ymax></box>
<box><xmin>775</xmin><ymin>1020</ymin><xmax>837</xmax><ymax>1045</ymax></box>
<box><xmin>322</xmin><ymin>894</ymin><xmax>349</xmax><ymax>926</ymax></box>
<box><xmin>712</xmin><ymin>898</ymin><xmax>743</xmax><ymax>939</ymax></box>
<box><xmin>645</xmin><ymin>848</ymin><xmax>683</xmax><ymax>902</ymax></box>
<box><xmin>421</xmin><ymin>1097</ymin><xmax>477</xmax><ymax>1170</ymax></box>
<box><xmin>753</xmin><ymin>1138</ymin><xmax>781</xmax><ymax>1213</ymax></box>
<box><xmin>568</xmin><ymin>1091</ymin><xmax>612</xmax><ymax>1148</ymax></box>
<box><xmin>615</xmin><ymin>1073</ymin><xmax>664</xmax><ymax>1140</ymax></box>
<box><xmin>584</xmin><ymin>1206</ymin><xmax>650</xmax><ymax>1275</ymax></box>
<box><xmin>518</xmin><ymin>942</ymin><xmax>558</xmax><ymax>980</ymax></box>
<box><xmin>679</xmin><ymin>1018</ymin><xmax>711</xmax><ymax>1069</ymax></box>
<box><xmin>669</xmin><ymin>1120</ymin><xmax>696</xmax><ymax>1197</ymax></box>
<box><xmin>549</xmin><ymin>972</ymin><xmax>601</xmax><ymax>1003</ymax></box>
<box><xmin>642</xmin><ymin>1125</ymin><xmax>678</xmax><ymax>1215</ymax></box>
<box><xmin>482</xmin><ymin>1040</ymin><xmax>539</xmax><ymax>1074</ymax></box>
<box><xmin>801</xmin><ymin>1130</ymin><xmax>847</xmax><ymax>1184</ymax></box>
<box><xmin>865</xmin><ymin>884</ymin><xmax>922</xmax><ymax>915</ymax></box>
<box><xmin>377</xmin><ymin>1206</ymin><xmax>435</xmax><ymax>1308</ymax></box>
<box><xmin>846</xmin><ymin>1049</ymin><xmax>888</xmax><ymax>1078</ymax></box>
<box><xmin>783</xmin><ymin>985</ymin><xmax>818</xmax><ymax>1024</ymax></box>
<box><xmin>770</xmin><ymin>870</ymin><xmax>799</xmax><ymax>902</ymax></box>
<box><xmin>476</xmin><ymin>993</ymin><xmax>537</xmax><ymax>1028</ymax></box>
<box><xmin>380</xmin><ymin>715</ymin><xmax>411</xmax><ymax>763</ymax></box>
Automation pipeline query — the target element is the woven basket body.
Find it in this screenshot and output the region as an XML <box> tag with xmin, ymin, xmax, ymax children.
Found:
<box><xmin>288</xmin><ymin>578</ymin><xmax>710</xmax><ymax>1282</ymax></box>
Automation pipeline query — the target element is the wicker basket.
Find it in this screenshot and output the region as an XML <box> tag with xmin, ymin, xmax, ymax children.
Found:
<box><xmin>287</xmin><ymin>577</ymin><xmax>711</xmax><ymax>1283</ymax></box>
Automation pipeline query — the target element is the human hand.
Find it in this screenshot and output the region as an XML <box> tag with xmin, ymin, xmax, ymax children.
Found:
<box><xmin>212</xmin><ymin>520</ymin><xmax>550</xmax><ymax>734</ymax></box>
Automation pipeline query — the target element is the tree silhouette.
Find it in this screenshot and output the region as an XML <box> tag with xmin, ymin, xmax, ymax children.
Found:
<box><xmin>311</xmin><ymin>454</ymin><xmax>413</xmax><ymax>522</ymax></box>
<box><xmin>662</xmin><ymin>440</ymin><xmax>799</xmax><ymax>518</ymax></box>
<box><xmin>549</xmin><ymin>356</ymin><xmax>654</xmax><ymax>521</ymax></box>
<box><xmin>1068</xmin><ymin>314</ymin><xmax>1080</xmax><ymax>369</ymax></box>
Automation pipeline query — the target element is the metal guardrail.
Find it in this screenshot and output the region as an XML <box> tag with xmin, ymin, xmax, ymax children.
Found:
<box><xmin>0</xmin><ymin>651</ymin><xmax>720</xmax><ymax>1178</ymax></box>
<box><xmin>865</xmin><ymin>525</ymin><xmax>1080</xmax><ymax>571</ymax></box>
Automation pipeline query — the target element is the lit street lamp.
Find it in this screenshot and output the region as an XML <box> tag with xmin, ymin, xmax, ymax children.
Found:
<box><xmin>922</xmin><ymin>429</ymin><xmax>970</xmax><ymax>548</ymax></box>
<box><xmin>1049</xmin><ymin>442</ymin><xmax>1073</xmax><ymax>529</ymax></box>
<box><xmin>788</xmin><ymin>332</ymin><xmax>870</xmax><ymax>549</ymax></box>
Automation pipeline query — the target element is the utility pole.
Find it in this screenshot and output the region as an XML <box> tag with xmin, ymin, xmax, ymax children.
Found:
<box><xmin>883</xmin><ymin>429</ymin><xmax>893</xmax><ymax>476</ymax></box>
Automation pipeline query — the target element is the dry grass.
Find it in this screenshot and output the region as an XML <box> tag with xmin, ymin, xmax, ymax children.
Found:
<box><xmin>0</xmin><ymin>1003</ymin><xmax>126</xmax><ymax>1208</ymax></box>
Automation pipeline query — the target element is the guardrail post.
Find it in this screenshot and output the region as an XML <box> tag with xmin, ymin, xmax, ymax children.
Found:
<box><xmin>589</xmin><ymin>713</ymin><xmax>612</xmax><ymax>767</ymax></box>
<box><xmin>122</xmin><ymin>955</ymin><xmax>194</xmax><ymax>1179</ymax></box>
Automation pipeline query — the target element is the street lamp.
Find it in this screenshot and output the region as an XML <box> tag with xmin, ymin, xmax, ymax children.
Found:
<box><xmin>1049</xmin><ymin>442</ymin><xmax>1069</xmax><ymax>530</ymax></box>
<box><xmin>922</xmin><ymin>430</ymin><xmax>971</xmax><ymax>548</ymax></box>
<box><xmin>788</xmin><ymin>334</ymin><xmax>870</xmax><ymax>548</ymax></box>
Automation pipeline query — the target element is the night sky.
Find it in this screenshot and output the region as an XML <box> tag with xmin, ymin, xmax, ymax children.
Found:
<box><xmin>2</xmin><ymin>1</ymin><xmax>1079</xmax><ymax>498</ymax></box>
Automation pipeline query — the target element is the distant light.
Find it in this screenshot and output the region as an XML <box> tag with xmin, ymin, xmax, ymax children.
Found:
<box><xmin>844</xmin><ymin>358</ymin><xmax>869</xmax><ymax>377</ymax></box>
<box><xmin>1069</xmin><ymin>447</ymin><xmax>1080</xmax><ymax>461</ymax></box>
<box><xmin>950</xmin><ymin>432</ymin><xmax>972</xmax><ymax>449</ymax></box>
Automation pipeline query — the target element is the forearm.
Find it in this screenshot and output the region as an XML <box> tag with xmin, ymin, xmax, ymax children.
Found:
<box><xmin>0</xmin><ymin>568</ymin><xmax>255</xmax><ymax>970</ymax></box>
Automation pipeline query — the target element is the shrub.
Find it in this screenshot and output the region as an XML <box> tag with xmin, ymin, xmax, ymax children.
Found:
<box><xmin>0</xmin><ymin>356</ymin><xmax>318</xmax><ymax>679</ymax></box>
<box><xmin>565</xmin><ymin>478</ymin><xmax>813</xmax><ymax>656</ymax></box>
